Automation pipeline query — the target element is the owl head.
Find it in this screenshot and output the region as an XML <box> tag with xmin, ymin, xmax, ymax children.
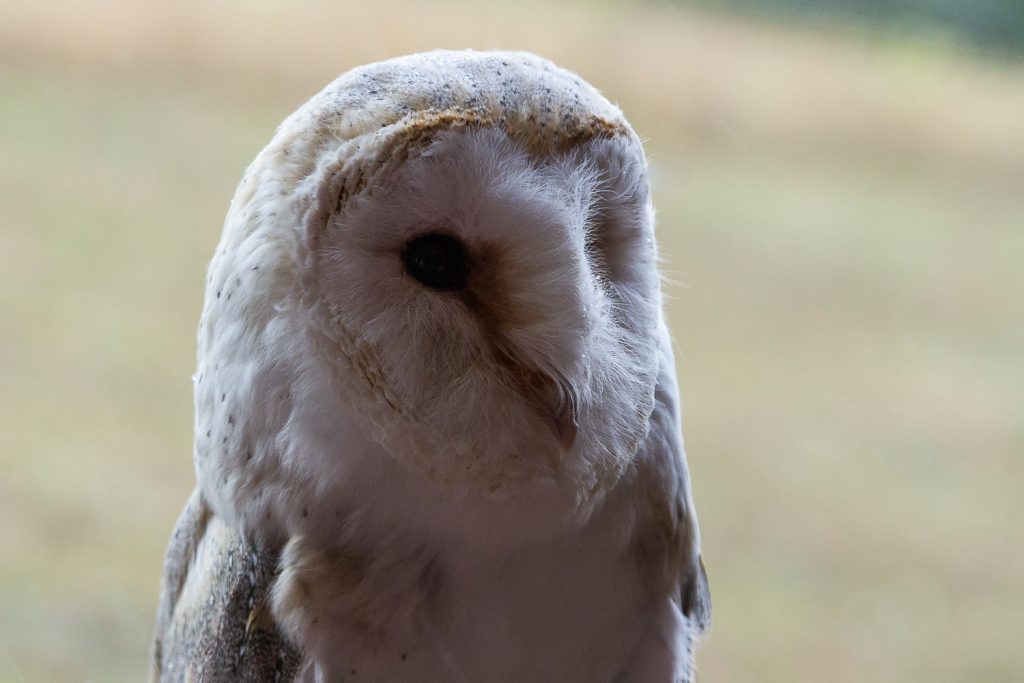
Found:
<box><xmin>194</xmin><ymin>50</ymin><xmax>667</xmax><ymax>541</ymax></box>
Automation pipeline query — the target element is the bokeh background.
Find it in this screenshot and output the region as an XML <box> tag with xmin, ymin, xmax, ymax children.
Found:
<box><xmin>2</xmin><ymin>0</ymin><xmax>1022</xmax><ymax>680</ymax></box>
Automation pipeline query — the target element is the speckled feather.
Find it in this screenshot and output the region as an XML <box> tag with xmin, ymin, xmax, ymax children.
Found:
<box><xmin>152</xmin><ymin>49</ymin><xmax>709</xmax><ymax>682</ymax></box>
<box><xmin>152</xmin><ymin>489</ymin><xmax>302</xmax><ymax>682</ymax></box>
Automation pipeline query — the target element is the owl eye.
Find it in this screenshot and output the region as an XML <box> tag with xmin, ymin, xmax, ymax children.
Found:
<box><xmin>401</xmin><ymin>232</ymin><xmax>469</xmax><ymax>291</ymax></box>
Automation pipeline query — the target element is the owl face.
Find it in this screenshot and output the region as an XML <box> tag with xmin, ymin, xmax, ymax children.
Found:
<box><xmin>195</xmin><ymin>51</ymin><xmax>665</xmax><ymax>539</ymax></box>
<box><xmin>306</xmin><ymin>127</ymin><xmax>660</xmax><ymax>499</ymax></box>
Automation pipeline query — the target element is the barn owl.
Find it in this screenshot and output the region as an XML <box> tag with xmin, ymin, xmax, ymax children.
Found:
<box><xmin>151</xmin><ymin>49</ymin><xmax>709</xmax><ymax>683</ymax></box>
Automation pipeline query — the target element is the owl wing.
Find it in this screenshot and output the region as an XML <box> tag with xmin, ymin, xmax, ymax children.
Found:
<box><xmin>645</xmin><ymin>321</ymin><xmax>711</xmax><ymax>632</ymax></box>
<box><xmin>150</xmin><ymin>488</ymin><xmax>304</xmax><ymax>683</ymax></box>
<box><xmin>681</xmin><ymin>553</ymin><xmax>711</xmax><ymax>633</ymax></box>
<box><xmin>614</xmin><ymin>326</ymin><xmax>711</xmax><ymax>682</ymax></box>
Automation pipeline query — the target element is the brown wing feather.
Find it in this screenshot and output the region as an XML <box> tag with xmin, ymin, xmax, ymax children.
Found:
<box><xmin>151</xmin><ymin>488</ymin><xmax>303</xmax><ymax>682</ymax></box>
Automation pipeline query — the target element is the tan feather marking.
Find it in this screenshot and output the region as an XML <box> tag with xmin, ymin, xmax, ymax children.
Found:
<box><xmin>244</xmin><ymin>596</ymin><xmax>276</xmax><ymax>636</ymax></box>
<box><xmin>319</xmin><ymin>108</ymin><xmax>631</xmax><ymax>218</ymax></box>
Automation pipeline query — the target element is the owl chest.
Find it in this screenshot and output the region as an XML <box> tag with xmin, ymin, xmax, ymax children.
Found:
<box><xmin>276</xmin><ymin>525</ymin><xmax>666</xmax><ymax>682</ymax></box>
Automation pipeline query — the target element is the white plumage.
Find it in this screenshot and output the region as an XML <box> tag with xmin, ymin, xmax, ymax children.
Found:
<box><xmin>152</xmin><ymin>49</ymin><xmax>709</xmax><ymax>682</ymax></box>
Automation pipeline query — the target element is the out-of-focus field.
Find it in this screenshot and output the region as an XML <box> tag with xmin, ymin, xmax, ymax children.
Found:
<box><xmin>1</xmin><ymin>1</ymin><xmax>1022</xmax><ymax>680</ymax></box>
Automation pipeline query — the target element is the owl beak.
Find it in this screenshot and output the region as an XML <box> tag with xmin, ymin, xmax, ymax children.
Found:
<box><xmin>499</xmin><ymin>351</ymin><xmax>579</xmax><ymax>452</ymax></box>
<box><xmin>536</xmin><ymin>372</ymin><xmax>579</xmax><ymax>452</ymax></box>
<box><xmin>552</xmin><ymin>400</ymin><xmax>578</xmax><ymax>451</ymax></box>
<box><xmin>462</xmin><ymin>280</ymin><xmax>582</xmax><ymax>452</ymax></box>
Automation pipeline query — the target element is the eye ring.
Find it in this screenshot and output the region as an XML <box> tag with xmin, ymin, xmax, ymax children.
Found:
<box><xmin>401</xmin><ymin>232</ymin><xmax>470</xmax><ymax>291</ymax></box>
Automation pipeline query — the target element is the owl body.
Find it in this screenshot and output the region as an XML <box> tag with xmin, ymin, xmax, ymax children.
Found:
<box><xmin>153</xmin><ymin>50</ymin><xmax>708</xmax><ymax>682</ymax></box>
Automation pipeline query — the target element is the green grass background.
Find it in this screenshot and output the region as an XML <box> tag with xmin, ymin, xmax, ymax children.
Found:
<box><xmin>1</xmin><ymin>0</ymin><xmax>1022</xmax><ymax>680</ymax></box>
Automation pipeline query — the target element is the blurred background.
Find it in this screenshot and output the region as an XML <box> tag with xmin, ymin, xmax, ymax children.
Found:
<box><xmin>1</xmin><ymin>0</ymin><xmax>1022</xmax><ymax>680</ymax></box>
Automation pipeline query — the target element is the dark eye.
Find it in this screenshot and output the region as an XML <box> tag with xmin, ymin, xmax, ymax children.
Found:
<box><xmin>401</xmin><ymin>232</ymin><xmax>469</xmax><ymax>291</ymax></box>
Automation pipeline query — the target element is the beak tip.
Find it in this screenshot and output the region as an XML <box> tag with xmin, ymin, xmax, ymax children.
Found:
<box><xmin>556</xmin><ymin>410</ymin><xmax>578</xmax><ymax>451</ymax></box>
